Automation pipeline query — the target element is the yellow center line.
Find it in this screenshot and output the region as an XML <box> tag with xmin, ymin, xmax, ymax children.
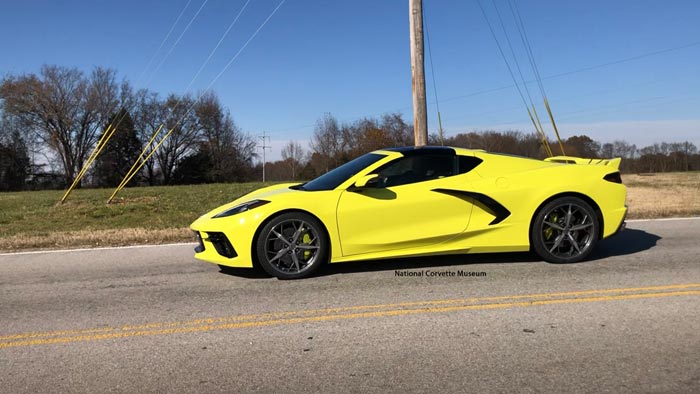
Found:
<box><xmin>2</xmin><ymin>283</ymin><xmax>699</xmax><ymax>342</ymax></box>
<box><xmin>1</xmin><ymin>287</ymin><xmax>699</xmax><ymax>349</ymax></box>
<box><xmin>119</xmin><ymin>283</ymin><xmax>700</xmax><ymax>328</ymax></box>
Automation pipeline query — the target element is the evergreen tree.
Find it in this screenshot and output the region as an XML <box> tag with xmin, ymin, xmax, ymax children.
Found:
<box><xmin>94</xmin><ymin>110</ymin><xmax>143</xmax><ymax>187</ymax></box>
<box><xmin>172</xmin><ymin>150</ymin><xmax>213</xmax><ymax>185</ymax></box>
<box><xmin>0</xmin><ymin>130</ymin><xmax>30</xmax><ymax>191</ymax></box>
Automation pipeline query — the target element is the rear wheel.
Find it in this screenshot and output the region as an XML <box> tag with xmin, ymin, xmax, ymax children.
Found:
<box><xmin>531</xmin><ymin>197</ymin><xmax>599</xmax><ymax>263</ymax></box>
<box><xmin>255</xmin><ymin>212</ymin><xmax>329</xmax><ymax>279</ymax></box>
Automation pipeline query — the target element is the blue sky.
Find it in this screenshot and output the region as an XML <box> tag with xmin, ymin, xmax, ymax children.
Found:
<box><xmin>1</xmin><ymin>0</ymin><xmax>699</xmax><ymax>160</ymax></box>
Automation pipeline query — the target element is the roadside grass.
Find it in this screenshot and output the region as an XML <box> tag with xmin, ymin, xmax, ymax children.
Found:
<box><xmin>0</xmin><ymin>183</ymin><xmax>267</xmax><ymax>251</ymax></box>
<box><xmin>0</xmin><ymin>172</ymin><xmax>698</xmax><ymax>251</ymax></box>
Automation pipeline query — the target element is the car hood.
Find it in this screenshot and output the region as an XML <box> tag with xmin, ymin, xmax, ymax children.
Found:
<box><xmin>203</xmin><ymin>182</ymin><xmax>302</xmax><ymax>219</ymax></box>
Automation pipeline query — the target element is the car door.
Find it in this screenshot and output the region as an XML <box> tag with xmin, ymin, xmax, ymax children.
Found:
<box><xmin>335</xmin><ymin>153</ymin><xmax>480</xmax><ymax>257</ymax></box>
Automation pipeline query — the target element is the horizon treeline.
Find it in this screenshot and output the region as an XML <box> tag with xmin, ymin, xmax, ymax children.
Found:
<box><xmin>1</xmin><ymin>65</ymin><xmax>698</xmax><ymax>191</ymax></box>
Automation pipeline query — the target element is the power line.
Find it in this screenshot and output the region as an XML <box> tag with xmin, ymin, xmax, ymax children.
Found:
<box><xmin>504</xmin><ymin>0</ymin><xmax>565</xmax><ymax>155</ymax></box>
<box><xmin>475</xmin><ymin>0</ymin><xmax>553</xmax><ymax>156</ymax></box>
<box><xmin>137</xmin><ymin>0</ymin><xmax>194</xmax><ymax>84</ymax></box>
<box><xmin>423</xmin><ymin>4</ymin><xmax>444</xmax><ymax>145</ymax></box>
<box><xmin>144</xmin><ymin>0</ymin><xmax>211</xmax><ymax>87</ymax></box>
<box><xmin>202</xmin><ymin>0</ymin><xmax>287</xmax><ymax>97</ymax></box>
<box><xmin>108</xmin><ymin>0</ymin><xmax>287</xmax><ymax>202</ymax></box>
<box><xmin>258</xmin><ymin>38</ymin><xmax>699</xmax><ymax>142</ymax></box>
<box><xmin>180</xmin><ymin>0</ymin><xmax>252</xmax><ymax>96</ymax></box>
<box><xmin>489</xmin><ymin>0</ymin><xmax>553</xmax><ymax>156</ymax></box>
<box><xmin>58</xmin><ymin>0</ymin><xmax>196</xmax><ymax>203</ymax></box>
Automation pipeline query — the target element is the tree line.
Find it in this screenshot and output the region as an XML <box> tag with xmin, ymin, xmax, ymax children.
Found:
<box><xmin>0</xmin><ymin>65</ymin><xmax>256</xmax><ymax>191</ymax></box>
<box><xmin>259</xmin><ymin>114</ymin><xmax>699</xmax><ymax>182</ymax></box>
<box><xmin>1</xmin><ymin>65</ymin><xmax>698</xmax><ymax>191</ymax></box>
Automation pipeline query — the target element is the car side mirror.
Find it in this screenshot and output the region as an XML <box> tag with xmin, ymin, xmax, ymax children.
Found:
<box><xmin>353</xmin><ymin>174</ymin><xmax>379</xmax><ymax>189</ymax></box>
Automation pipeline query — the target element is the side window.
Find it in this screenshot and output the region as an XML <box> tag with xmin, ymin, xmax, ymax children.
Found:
<box><xmin>459</xmin><ymin>156</ymin><xmax>483</xmax><ymax>173</ymax></box>
<box><xmin>373</xmin><ymin>154</ymin><xmax>481</xmax><ymax>187</ymax></box>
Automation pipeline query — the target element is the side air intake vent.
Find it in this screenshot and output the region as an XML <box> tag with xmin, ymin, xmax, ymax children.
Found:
<box><xmin>206</xmin><ymin>232</ymin><xmax>237</xmax><ymax>258</ymax></box>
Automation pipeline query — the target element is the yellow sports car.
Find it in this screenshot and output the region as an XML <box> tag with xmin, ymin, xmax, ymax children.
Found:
<box><xmin>190</xmin><ymin>146</ymin><xmax>627</xmax><ymax>279</ymax></box>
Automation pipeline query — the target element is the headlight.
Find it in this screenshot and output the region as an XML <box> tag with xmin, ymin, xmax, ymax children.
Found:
<box><xmin>212</xmin><ymin>200</ymin><xmax>270</xmax><ymax>218</ymax></box>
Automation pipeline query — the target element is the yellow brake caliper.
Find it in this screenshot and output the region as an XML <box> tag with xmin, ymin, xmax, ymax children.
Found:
<box><xmin>302</xmin><ymin>233</ymin><xmax>312</xmax><ymax>260</ymax></box>
<box><xmin>544</xmin><ymin>214</ymin><xmax>557</xmax><ymax>240</ymax></box>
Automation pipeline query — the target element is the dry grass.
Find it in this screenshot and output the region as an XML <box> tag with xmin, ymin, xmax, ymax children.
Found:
<box><xmin>0</xmin><ymin>173</ymin><xmax>698</xmax><ymax>252</ymax></box>
<box><xmin>623</xmin><ymin>172</ymin><xmax>700</xmax><ymax>219</ymax></box>
<box><xmin>0</xmin><ymin>227</ymin><xmax>192</xmax><ymax>252</ymax></box>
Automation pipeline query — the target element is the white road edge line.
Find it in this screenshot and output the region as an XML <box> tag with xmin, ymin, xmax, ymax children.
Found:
<box><xmin>1</xmin><ymin>216</ymin><xmax>698</xmax><ymax>257</ymax></box>
<box><xmin>0</xmin><ymin>242</ymin><xmax>197</xmax><ymax>257</ymax></box>
<box><xmin>627</xmin><ymin>216</ymin><xmax>700</xmax><ymax>223</ymax></box>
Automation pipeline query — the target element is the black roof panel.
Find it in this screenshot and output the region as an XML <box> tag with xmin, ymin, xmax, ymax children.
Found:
<box><xmin>383</xmin><ymin>146</ymin><xmax>456</xmax><ymax>156</ymax></box>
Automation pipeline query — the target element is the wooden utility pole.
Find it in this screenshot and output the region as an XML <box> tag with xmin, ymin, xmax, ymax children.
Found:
<box><xmin>409</xmin><ymin>0</ymin><xmax>428</xmax><ymax>146</ymax></box>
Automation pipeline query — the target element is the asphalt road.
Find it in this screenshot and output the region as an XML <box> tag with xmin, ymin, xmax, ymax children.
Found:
<box><xmin>1</xmin><ymin>218</ymin><xmax>699</xmax><ymax>394</ymax></box>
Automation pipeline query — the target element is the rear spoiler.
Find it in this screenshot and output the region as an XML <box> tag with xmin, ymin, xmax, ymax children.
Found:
<box><xmin>544</xmin><ymin>156</ymin><xmax>621</xmax><ymax>170</ymax></box>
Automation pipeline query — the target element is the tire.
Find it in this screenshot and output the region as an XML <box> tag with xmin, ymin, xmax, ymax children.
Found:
<box><xmin>255</xmin><ymin>212</ymin><xmax>329</xmax><ymax>279</ymax></box>
<box><xmin>531</xmin><ymin>196</ymin><xmax>599</xmax><ymax>264</ymax></box>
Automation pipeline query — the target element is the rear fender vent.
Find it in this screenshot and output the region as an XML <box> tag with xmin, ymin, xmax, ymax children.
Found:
<box><xmin>604</xmin><ymin>172</ymin><xmax>622</xmax><ymax>184</ymax></box>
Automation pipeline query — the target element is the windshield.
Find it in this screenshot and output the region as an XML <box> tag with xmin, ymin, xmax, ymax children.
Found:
<box><xmin>299</xmin><ymin>153</ymin><xmax>385</xmax><ymax>191</ymax></box>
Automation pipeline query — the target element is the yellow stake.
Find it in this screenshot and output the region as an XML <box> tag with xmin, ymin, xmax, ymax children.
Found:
<box><xmin>525</xmin><ymin>107</ymin><xmax>552</xmax><ymax>158</ymax></box>
<box><xmin>60</xmin><ymin>122</ymin><xmax>117</xmax><ymax>204</ymax></box>
<box><xmin>544</xmin><ymin>98</ymin><xmax>566</xmax><ymax>156</ymax></box>
<box><xmin>106</xmin><ymin>124</ymin><xmax>164</xmax><ymax>204</ymax></box>
<box><xmin>106</xmin><ymin>125</ymin><xmax>173</xmax><ymax>204</ymax></box>
<box><xmin>531</xmin><ymin>105</ymin><xmax>553</xmax><ymax>157</ymax></box>
<box><xmin>437</xmin><ymin>111</ymin><xmax>444</xmax><ymax>146</ymax></box>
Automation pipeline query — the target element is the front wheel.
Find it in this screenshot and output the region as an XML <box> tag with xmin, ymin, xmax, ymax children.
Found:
<box><xmin>255</xmin><ymin>212</ymin><xmax>329</xmax><ymax>279</ymax></box>
<box><xmin>531</xmin><ymin>197</ymin><xmax>599</xmax><ymax>264</ymax></box>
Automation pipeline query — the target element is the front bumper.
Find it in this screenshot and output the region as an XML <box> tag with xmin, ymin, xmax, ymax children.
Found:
<box><xmin>191</xmin><ymin>229</ymin><xmax>252</xmax><ymax>267</ymax></box>
<box><xmin>194</xmin><ymin>231</ymin><xmax>237</xmax><ymax>258</ymax></box>
<box><xmin>190</xmin><ymin>211</ymin><xmax>263</xmax><ymax>268</ymax></box>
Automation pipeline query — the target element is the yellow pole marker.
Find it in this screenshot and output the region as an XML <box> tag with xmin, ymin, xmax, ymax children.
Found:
<box><xmin>545</xmin><ymin>98</ymin><xmax>566</xmax><ymax>156</ymax></box>
<box><xmin>59</xmin><ymin>123</ymin><xmax>117</xmax><ymax>204</ymax></box>
<box><xmin>61</xmin><ymin>123</ymin><xmax>113</xmax><ymax>203</ymax></box>
<box><xmin>120</xmin><ymin>127</ymin><xmax>175</xmax><ymax>188</ymax></box>
<box><xmin>110</xmin><ymin>124</ymin><xmax>163</xmax><ymax>197</ymax></box>
<box><xmin>106</xmin><ymin>124</ymin><xmax>163</xmax><ymax>204</ymax></box>
<box><xmin>106</xmin><ymin>125</ymin><xmax>173</xmax><ymax>204</ymax></box>
<box><xmin>531</xmin><ymin>105</ymin><xmax>553</xmax><ymax>157</ymax></box>
<box><xmin>525</xmin><ymin>107</ymin><xmax>552</xmax><ymax>158</ymax></box>
<box><xmin>437</xmin><ymin>111</ymin><xmax>444</xmax><ymax>146</ymax></box>
<box><xmin>82</xmin><ymin>123</ymin><xmax>119</xmax><ymax>176</ymax></box>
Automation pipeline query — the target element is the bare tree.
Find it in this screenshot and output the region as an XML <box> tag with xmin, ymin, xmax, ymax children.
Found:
<box><xmin>281</xmin><ymin>140</ymin><xmax>305</xmax><ymax>179</ymax></box>
<box><xmin>565</xmin><ymin>135</ymin><xmax>601</xmax><ymax>158</ymax></box>
<box><xmin>155</xmin><ymin>94</ymin><xmax>201</xmax><ymax>184</ymax></box>
<box><xmin>380</xmin><ymin>112</ymin><xmax>413</xmax><ymax>146</ymax></box>
<box><xmin>310</xmin><ymin>112</ymin><xmax>342</xmax><ymax>172</ymax></box>
<box><xmin>195</xmin><ymin>92</ymin><xmax>256</xmax><ymax>182</ymax></box>
<box><xmin>0</xmin><ymin>65</ymin><xmax>121</xmax><ymax>185</ymax></box>
<box><xmin>131</xmin><ymin>90</ymin><xmax>166</xmax><ymax>185</ymax></box>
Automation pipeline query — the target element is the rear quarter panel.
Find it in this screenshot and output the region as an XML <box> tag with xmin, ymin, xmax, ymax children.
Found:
<box><xmin>464</xmin><ymin>153</ymin><xmax>626</xmax><ymax>250</ymax></box>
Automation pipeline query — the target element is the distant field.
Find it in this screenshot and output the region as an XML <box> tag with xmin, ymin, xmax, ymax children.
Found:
<box><xmin>0</xmin><ymin>172</ymin><xmax>698</xmax><ymax>251</ymax></box>
<box><xmin>623</xmin><ymin>172</ymin><xmax>700</xmax><ymax>219</ymax></box>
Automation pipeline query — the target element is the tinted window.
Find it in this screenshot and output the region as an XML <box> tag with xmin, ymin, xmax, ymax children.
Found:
<box><xmin>373</xmin><ymin>155</ymin><xmax>482</xmax><ymax>187</ymax></box>
<box><xmin>459</xmin><ymin>156</ymin><xmax>483</xmax><ymax>173</ymax></box>
<box><xmin>300</xmin><ymin>153</ymin><xmax>385</xmax><ymax>191</ymax></box>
